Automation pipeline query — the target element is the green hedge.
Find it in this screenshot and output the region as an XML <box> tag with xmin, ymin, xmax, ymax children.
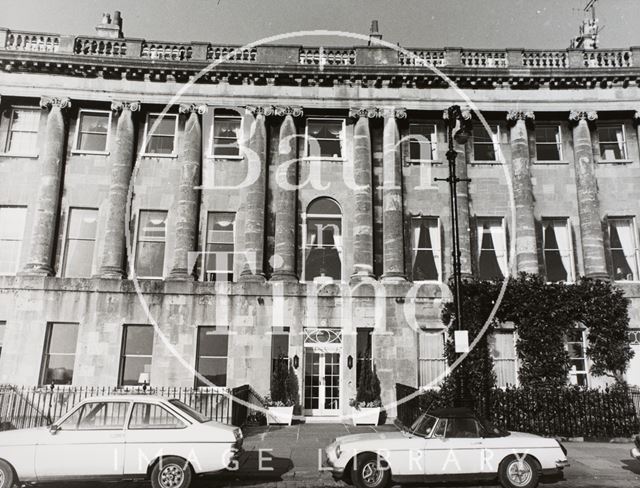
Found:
<box><xmin>401</xmin><ymin>384</ymin><xmax>639</xmax><ymax>438</ymax></box>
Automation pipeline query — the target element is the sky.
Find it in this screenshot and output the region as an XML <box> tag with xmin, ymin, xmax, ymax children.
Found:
<box><xmin>2</xmin><ymin>0</ymin><xmax>640</xmax><ymax>49</ymax></box>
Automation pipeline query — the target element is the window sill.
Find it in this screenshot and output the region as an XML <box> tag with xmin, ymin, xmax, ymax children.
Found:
<box><xmin>302</xmin><ymin>157</ymin><xmax>345</xmax><ymax>162</ymax></box>
<box><xmin>470</xmin><ymin>160</ymin><xmax>502</xmax><ymax>165</ymax></box>
<box><xmin>0</xmin><ymin>152</ymin><xmax>39</xmax><ymax>159</ymax></box>
<box><xmin>140</xmin><ymin>153</ymin><xmax>178</xmax><ymax>159</ymax></box>
<box><xmin>597</xmin><ymin>159</ymin><xmax>634</xmax><ymax>165</ymax></box>
<box><xmin>533</xmin><ymin>160</ymin><xmax>569</xmax><ymax>165</ymax></box>
<box><xmin>133</xmin><ymin>276</ymin><xmax>165</xmax><ymax>280</ymax></box>
<box><xmin>71</xmin><ymin>150</ymin><xmax>110</xmax><ymax>156</ymax></box>
<box><xmin>406</xmin><ymin>159</ymin><xmax>442</xmax><ymax>165</ymax></box>
<box><xmin>207</xmin><ymin>155</ymin><xmax>243</xmax><ymax>160</ymax></box>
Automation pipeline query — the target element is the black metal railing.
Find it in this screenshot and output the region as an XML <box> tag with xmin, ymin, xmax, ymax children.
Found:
<box><xmin>231</xmin><ymin>384</ymin><xmax>266</xmax><ymax>427</ymax></box>
<box><xmin>0</xmin><ymin>385</ymin><xmax>233</xmax><ymax>430</ymax></box>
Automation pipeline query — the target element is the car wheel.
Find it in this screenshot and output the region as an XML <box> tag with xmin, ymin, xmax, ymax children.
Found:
<box><xmin>151</xmin><ymin>456</ymin><xmax>192</xmax><ymax>488</ymax></box>
<box><xmin>351</xmin><ymin>453</ymin><xmax>391</xmax><ymax>488</ymax></box>
<box><xmin>498</xmin><ymin>454</ymin><xmax>540</xmax><ymax>488</ymax></box>
<box><xmin>0</xmin><ymin>460</ymin><xmax>15</xmax><ymax>488</ymax></box>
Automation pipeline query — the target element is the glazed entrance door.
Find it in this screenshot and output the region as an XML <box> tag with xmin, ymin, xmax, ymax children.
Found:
<box><xmin>303</xmin><ymin>348</ymin><xmax>341</xmax><ymax>416</ymax></box>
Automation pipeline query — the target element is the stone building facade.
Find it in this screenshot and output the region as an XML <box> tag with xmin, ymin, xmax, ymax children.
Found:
<box><xmin>0</xmin><ymin>17</ymin><xmax>639</xmax><ymax>419</ymax></box>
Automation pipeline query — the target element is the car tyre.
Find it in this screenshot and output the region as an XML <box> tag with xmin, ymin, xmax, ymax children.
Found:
<box><xmin>151</xmin><ymin>456</ymin><xmax>192</xmax><ymax>488</ymax></box>
<box><xmin>351</xmin><ymin>452</ymin><xmax>391</xmax><ymax>488</ymax></box>
<box><xmin>0</xmin><ymin>460</ymin><xmax>15</xmax><ymax>488</ymax></box>
<box><xmin>498</xmin><ymin>454</ymin><xmax>540</xmax><ymax>488</ymax></box>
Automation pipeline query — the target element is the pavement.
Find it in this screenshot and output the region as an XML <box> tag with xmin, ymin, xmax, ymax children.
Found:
<box><xmin>200</xmin><ymin>422</ymin><xmax>640</xmax><ymax>488</ymax></box>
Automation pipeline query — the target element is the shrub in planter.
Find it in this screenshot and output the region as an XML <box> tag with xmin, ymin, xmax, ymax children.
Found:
<box><xmin>265</xmin><ymin>354</ymin><xmax>297</xmax><ymax>425</ymax></box>
<box><xmin>350</xmin><ymin>357</ymin><xmax>382</xmax><ymax>425</ymax></box>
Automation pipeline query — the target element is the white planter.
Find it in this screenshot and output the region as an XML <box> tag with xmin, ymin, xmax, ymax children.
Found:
<box><xmin>266</xmin><ymin>406</ymin><xmax>294</xmax><ymax>426</ymax></box>
<box><xmin>351</xmin><ymin>406</ymin><xmax>381</xmax><ymax>426</ymax></box>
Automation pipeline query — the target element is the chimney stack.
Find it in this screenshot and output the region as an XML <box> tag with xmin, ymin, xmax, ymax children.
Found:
<box><xmin>95</xmin><ymin>11</ymin><xmax>124</xmax><ymax>39</ymax></box>
<box><xmin>368</xmin><ymin>20</ymin><xmax>382</xmax><ymax>46</ymax></box>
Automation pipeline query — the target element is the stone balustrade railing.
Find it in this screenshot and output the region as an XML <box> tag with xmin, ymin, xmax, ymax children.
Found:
<box><xmin>0</xmin><ymin>28</ymin><xmax>637</xmax><ymax>70</ymax></box>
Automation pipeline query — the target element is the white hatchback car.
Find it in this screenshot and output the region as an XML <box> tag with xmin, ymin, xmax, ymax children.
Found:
<box><xmin>325</xmin><ymin>407</ymin><xmax>569</xmax><ymax>488</ymax></box>
<box><xmin>0</xmin><ymin>395</ymin><xmax>242</xmax><ymax>488</ymax></box>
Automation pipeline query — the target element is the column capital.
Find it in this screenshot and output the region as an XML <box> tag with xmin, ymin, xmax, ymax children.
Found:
<box><xmin>111</xmin><ymin>100</ymin><xmax>141</xmax><ymax>113</ymax></box>
<box><xmin>506</xmin><ymin>110</ymin><xmax>535</xmax><ymax>125</ymax></box>
<box><xmin>633</xmin><ymin>111</ymin><xmax>640</xmax><ymax>126</ymax></box>
<box><xmin>245</xmin><ymin>105</ymin><xmax>275</xmax><ymax>116</ymax></box>
<box><xmin>569</xmin><ymin>110</ymin><xmax>598</xmax><ymax>123</ymax></box>
<box><xmin>349</xmin><ymin>107</ymin><xmax>406</xmax><ymax>119</ymax></box>
<box><xmin>273</xmin><ymin>106</ymin><xmax>304</xmax><ymax>117</ymax></box>
<box><xmin>39</xmin><ymin>96</ymin><xmax>71</xmax><ymax>110</ymax></box>
<box><xmin>179</xmin><ymin>103</ymin><xmax>207</xmax><ymax>115</ymax></box>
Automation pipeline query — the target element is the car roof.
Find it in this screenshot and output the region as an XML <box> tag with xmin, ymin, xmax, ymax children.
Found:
<box><xmin>428</xmin><ymin>407</ymin><xmax>477</xmax><ymax>419</ymax></box>
<box><xmin>77</xmin><ymin>395</ymin><xmax>172</xmax><ymax>403</ymax></box>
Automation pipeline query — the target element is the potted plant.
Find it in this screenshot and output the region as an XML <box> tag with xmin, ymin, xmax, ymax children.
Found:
<box><xmin>350</xmin><ymin>357</ymin><xmax>382</xmax><ymax>425</ymax></box>
<box><xmin>265</xmin><ymin>354</ymin><xmax>297</xmax><ymax>425</ymax></box>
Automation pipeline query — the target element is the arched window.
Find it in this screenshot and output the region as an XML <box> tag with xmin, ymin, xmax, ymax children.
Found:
<box><xmin>303</xmin><ymin>198</ymin><xmax>342</xmax><ymax>281</ymax></box>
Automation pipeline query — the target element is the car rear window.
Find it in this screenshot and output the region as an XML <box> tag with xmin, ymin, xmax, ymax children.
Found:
<box><xmin>168</xmin><ymin>399</ymin><xmax>208</xmax><ymax>423</ymax></box>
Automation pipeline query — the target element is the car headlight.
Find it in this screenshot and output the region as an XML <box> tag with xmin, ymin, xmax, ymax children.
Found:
<box><xmin>233</xmin><ymin>428</ymin><xmax>243</xmax><ymax>441</ymax></box>
<box><xmin>335</xmin><ymin>444</ymin><xmax>342</xmax><ymax>458</ymax></box>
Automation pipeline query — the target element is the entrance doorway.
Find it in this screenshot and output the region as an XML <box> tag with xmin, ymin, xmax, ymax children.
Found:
<box><xmin>303</xmin><ymin>328</ymin><xmax>342</xmax><ymax>417</ymax></box>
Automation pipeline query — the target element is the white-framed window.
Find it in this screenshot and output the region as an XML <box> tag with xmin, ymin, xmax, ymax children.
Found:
<box><xmin>418</xmin><ymin>329</ymin><xmax>446</xmax><ymax>388</ymax></box>
<box><xmin>534</xmin><ymin>124</ymin><xmax>562</xmax><ymax>161</ymax></box>
<box><xmin>411</xmin><ymin>217</ymin><xmax>441</xmax><ymax>282</ymax></box>
<box><xmin>490</xmin><ymin>330</ymin><xmax>518</xmax><ymax>388</ymax></box>
<box><xmin>143</xmin><ymin>113</ymin><xmax>178</xmax><ymax>156</ymax></box>
<box><xmin>1</xmin><ymin>107</ymin><xmax>40</xmax><ymax>155</ymax></box>
<box><xmin>209</xmin><ymin>111</ymin><xmax>242</xmax><ymax>158</ymax></box>
<box><xmin>195</xmin><ymin>326</ymin><xmax>229</xmax><ymax>388</ymax></box>
<box><xmin>304</xmin><ymin>118</ymin><xmax>345</xmax><ymax>160</ymax></box>
<box><xmin>356</xmin><ymin>328</ymin><xmax>373</xmax><ymax>388</ymax></box>
<box><xmin>598</xmin><ymin>124</ymin><xmax>627</xmax><ymax>161</ymax></box>
<box><xmin>203</xmin><ymin>212</ymin><xmax>235</xmax><ymax>282</ymax></box>
<box><xmin>472</xmin><ymin>123</ymin><xmax>499</xmax><ymax>161</ymax></box>
<box><xmin>477</xmin><ymin>217</ymin><xmax>507</xmax><ymax>280</ymax></box>
<box><xmin>567</xmin><ymin>328</ymin><xmax>588</xmax><ymax>387</ymax></box>
<box><xmin>0</xmin><ymin>206</ymin><xmax>27</xmax><ymax>275</ymax></box>
<box><xmin>61</xmin><ymin>208</ymin><xmax>98</xmax><ymax>278</ymax></box>
<box><xmin>40</xmin><ymin>323</ymin><xmax>79</xmax><ymax>386</ymax></box>
<box><xmin>119</xmin><ymin>325</ymin><xmax>154</xmax><ymax>387</ymax></box>
<box><xmin>134</xmin><ymin>210</ymin><xmax>167</xmax><ymax>279</ymax></box>
<box><xmin>609</xmin><ymin>217</ymin><xmax>639</xmax><ymax>281</ymax></box>
<box><xmin>303</xmin><ymin>198</ymin><xmax>343</xmax><ymax>281</ymax></box>
<box><xmin>542</xmin><ymin>218</ymin><xmax>574</xmax><ymax>283</ymax></box>
<box><xmin>271</xmin><ymin>327</ymin><xmax>290</xmax><ymax>382</ymax></box>
<box><xmin>407</xmin><ymin>123</ymin><xmax>438</xmax><ymax>162</ymax></box>
<box><xmin>73</xmin><ymin>109</ymin><xmax>111</xmax><ymax>153</ymax></box>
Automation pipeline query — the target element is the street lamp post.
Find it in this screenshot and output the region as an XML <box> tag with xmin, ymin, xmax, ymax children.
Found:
<box><xmin>436</xmin><ymin>105</ymin><xmax>472</xmax><ymax>408</ymax></box>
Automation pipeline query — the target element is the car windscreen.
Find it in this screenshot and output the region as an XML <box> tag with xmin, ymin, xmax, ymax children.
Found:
<box><xmin>168</xmin><ymin>399</ymin><xmax>209</xmax><ymax>423</ymax></box>
<box><xmin>409</xmin><ymin>413</ymin><xmax>438</xmax><ymax>437</ymax></box>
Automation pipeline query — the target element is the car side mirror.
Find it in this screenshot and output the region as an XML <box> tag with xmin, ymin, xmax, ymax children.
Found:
<box><xmin>49</xmin><ymin>424</ymin><xmax>60</xmax><ymax>435</ymax></box>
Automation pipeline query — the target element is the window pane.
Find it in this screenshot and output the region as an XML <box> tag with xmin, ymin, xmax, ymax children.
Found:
<box><xmin>196</xmin><ymin>357</ymin><xmax>227</xmax><ymax>387</ymax></box>
<box><xmin>6</xmin><ymin>131</ymin><xmax>38</xmax><ymax>154</ymax></box>
<box><xmin>0</xmin><ymin>207</ymin><xmax>27</xmax><ymax>240</ymax></box>
<box><xmin>124</xmin><ymin>326</ymin><xmax>154</xmax><ymax>355</ymax></box>
<box><xmin>197</xmin><ymin>327</ymin><xmax>228</xmax><ymax>357</ymax></box>
<box><xmin>146</xmin><ymin>135</ymin><xmax>174</xmax><ymax>154</ymax></box>
<box><xmin>307</xmin><ymin>198</ymin><xmax>340</xmax><ymax>215</ymax></box>
<box><xmin>474</xmin><ymin>144</ymin><xmax>496</xmax><ymax>161</ymax></box>
<box><xmin>78</xmin><ymin>402</ymin><xmax>128</xmax><ymax>430</ymax></box>
<box><xmin>536</xmin><ymin>143</ymin><xmax>561</xmax><ymax>161</ymax></box>
<box><xmin>271</xmin><ymin>333</ymin><xmax>289</xmax><ymax>359</ymax></box>
<box><xmin>129</xmin><ymin>403</ymin><xmax>184</xmax><ymax>429</ymax></box>
<box><xmin>305</xmin><ymin>248</ymin><xmax>341</xmax><ymax>280</ymax></box>
<box><xmin>68</xmin><ymin>209</ymin><xmax>98</xmax><ymax>239</ymax></box>
<box><xmin>409</xmin><ymin>123</ymin><xmax>436</xmax><ymax>160</ymax></box>
<box><xmin>42</xmin><ymin>354</ymin><xmax>75</xmax><ymax>385</ymax></box>
<box><xmin>147</xmin><ymin>116</ymin><xmax>176</xmax><ymax>136</ymax></box>
<box><xmin>48</xmin><ymin>323</ymin><xmax>79</xmax><ymax>354</ymax></box>
<box><xmin>10</xmin><ymin>108</ymin><xmax>39</xmax><ymax>132</ymax></box>
<box><xmin>63</xmin><ymin>240</ymin><xmax>95</xmax><ymax>278</ymax></box>
<box><xmin>59</xmin><ymin>405</ymin><xmax>83</xmax><ymax>430</ymax></box>
<box><xmin>120</xmin><ymin>356</ymin><xmax>151</xmax><ymax>386</ymax></box>
<box><xmin>139</xmin><ymin>211</ymin><xmax>167</xmax><ymax>240</ymax></box>
<box><xmin>445</xmin><ymin>418</ymin><xmax>481</xmax><ymax>438</ymax></box>
<box><xmin>78</xmin><ymin>132</ymin><xmax>108</xmax><ymax>152</ymax></box>
<box><xmin>307</xmin><ymin>120</ymin><xmax>343</xmax><ymax>158</ymax></box>
<box><xmin>543</xmin><ymin>220</ymin><xmax>571</xmax><ymax>282</ymax></box>
<box><xmin>135</xmin><ymin>241</ymin><xmax>165</xmax><ymax>277</ymax></box>
<box><xmin>0</xmin><ymin>241</ymin><xmax>21</xmax><ymax>274</ymax></box>
<box><xmin>79</xmin><ymin>113</ymin><xmax>109</xmax><ymax>134</ymax></box>
<box><xmin>600</xmin><ymin>143</ymin><xmax>624</xmax><ymax>160</ymax></box>
<box><xmin>307</xmin><ymin>120</ymin><xmax>342</xmax><ymax>140</ymax></box>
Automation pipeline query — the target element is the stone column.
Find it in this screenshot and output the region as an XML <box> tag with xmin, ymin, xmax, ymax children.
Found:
<box><xmin>349</xmin><ymin>108</ymin><xmax>375</xmax><ymax>283</ymax></box>
<box><xmin>271</xmin><ymin>106</ymin><xmax>303</xmax><ymax>282</ymax></box>
<box><xmin>444</xmin><ymin>109</ymin><xmax>473</xmax><ymax>279</ymax></box>
<box><xmin>20</xmin><ymin>96</ymin><xmax>70</xmax><ymax>276</ymax></box>
<box><xmin>239</xmin><ymin>106</ymin><xmax>269</xmax><ymax>282</ymax></box>
<box><xmin>381</xmin><ymin>107</ymin><xmax>407</xmax><ymax>282</ymax></box>
<box><xmin>569</xmin><ymin>110</ymin><xmax>608</xmax><ymax>279</ymax></box>
<box><xmin>168</xmin><ymin>104</ymin><xmax>206</xmax><ymax>280</ymax></box>
<box><xmin>506</xmin><ymin>110</ymin><xmax>538</xmax><ymax>274</ymax></box>
<box><xmin>96</xmin><ymin>101</ymin><xmax>140</xmax><ymax>278</ymax></box>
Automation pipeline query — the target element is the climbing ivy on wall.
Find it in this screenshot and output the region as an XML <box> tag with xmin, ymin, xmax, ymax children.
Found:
<box><xmin>441</xmin><ymin>273</ymin><xmax>634</xmax><ymax>395</ymax></box>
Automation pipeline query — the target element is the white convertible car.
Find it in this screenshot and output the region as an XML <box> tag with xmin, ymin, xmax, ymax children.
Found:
<box><xmin>325</xmin><ymin>407</ymin><xmax>569</xmax><ymax>488</ymax></box>
<box><xmin>0</xmin><ymin>395</ymin><xmax>242</xmax><ymax>488</ymax></box>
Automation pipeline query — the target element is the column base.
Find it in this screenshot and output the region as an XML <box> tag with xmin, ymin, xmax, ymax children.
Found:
<box><xmin>18</xmin><ymin>264</ymin><xmax>53</xmax><ymax>277</ymax></box>
<box><xmin>238</xmin><ymin>272</ymin><xmax>266</xmax><ymax>283</ymax></box>
<box><xmin>460</xmin><ymin>272</ymin><xmax>474</xmax><ymax>281</ymax></box>
<box><xmin>166</xmin><ymin>269</ymin><xmax>195</xmax><ymax>281</ymax></box>
<box><xmin>349</xmin><ymin>271</ymin><xmax>376</xmax><ymax>285</ymax></box>
<box><xmin>585</xmin><ymin>271</ymin><xmax>610</xmax><ymax>281</ymax></box>
<box><xmin>381</xmin><ymin>273</ymin><xmax>407</xmax><ymax>283</ymax></box>
<box><xmin>94</xmin><ymin>266</ymin><xmax>126</xmax><ymax>280</ymax></box>
<box><xmin>270</xmin><ymin>271</ymin><xmax>298</xmax><ymax>282</ymax></box>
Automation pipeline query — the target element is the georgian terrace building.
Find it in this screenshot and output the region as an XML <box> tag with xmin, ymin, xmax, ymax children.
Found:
<box><xmin>0</xmin><ymin>15</ymin><xmax>639</xmax><ymax>419</ymax></box>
